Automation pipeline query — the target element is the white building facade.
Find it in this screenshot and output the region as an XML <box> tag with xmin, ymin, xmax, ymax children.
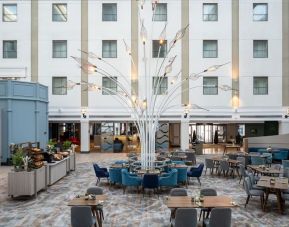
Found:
<box><xmin>1</xmin><ymin>0</ymin><xmax>289</xmax><ymax>152</ymax></box>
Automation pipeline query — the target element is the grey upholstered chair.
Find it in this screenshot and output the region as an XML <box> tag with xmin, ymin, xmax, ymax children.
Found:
<box><xmin>247</xmin><ymin>173</ymin><xmax>263</xmax><ymax>190</ymax></box>
<box><xmin>237</xmin><ymin>156</ymin><xmax>246</xmax><ymax>166</ymax></box>
<box><xmin>71</xmin><ymin>206</ymin><xmax>96</xmax><ymax>227</ymax></box>
<box><xmin>86</xmin><ymin>187</ymin><xmax>104</xmax><ymax>220</ymax></box>
<box><xmin>87</xmin><ymin>187</ymin><xmax>103</xmax><ymax>195</ymax></box>
<box><xmin>174</xmin><ymin>208</ymin><xmax>198</xmax><ymax>227</ymax></box>
<box><xmin>238</xmin><ymin>164</ymin><xmax>247</xmax><ymax>184</ymax></box>
<box><xmin>199</xmin><ymin>188</ymin><xmax>217</xmax><ymax>220</ymax></box>
<box><xmin>204</xmin><ymin>208</ymin><xmax>231</xmax><ymax>227</ymax></box>
<box><xmin>170</xmin><ymin>188</ymin><xmax>188</xmax><ymax>196</ymax></box>
<box><xmin>244</xmin><ymin>177</ymin><xmax>264</xmax><ymax>209</ymax></box>
<box><xmin>205</xmin><ymin>159</ymin><xmax>215</xmax><ymax>175</ymax></box>
<box><xmin>218</xmin><ymin>160</ymin><xmax>234</xmax><ymax>177</ymax></box>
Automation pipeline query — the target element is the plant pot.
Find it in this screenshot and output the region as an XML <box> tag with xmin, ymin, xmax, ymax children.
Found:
<box><xmin>14</xmin><ymin>166</ymin><xmax>22</xmax><ymax>172</ymax></box>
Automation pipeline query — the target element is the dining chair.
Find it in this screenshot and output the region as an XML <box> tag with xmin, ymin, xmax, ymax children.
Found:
<box><xmin>204</xmin><ymin>208</ymin><xmax>231</xmax><ymax>227</ymax></box>
<box><xmin>247</xmin><ymin>173</ymin><xmax>263</xmax><ymax>190</ymax></box>
<box><xmin>187</xmin><ymin>163</ymin><xmax>204</xmax><ymax>185</ymax></box>
<box><xmin>177</xmin><ymin>167</ymin><xmax>188</xmax><ymax>187</ymax></box>
<box><xmin>237</xmin><ymin>156</ymin><xmax>246</xmax><ymax>166</ymax></box>
<box><xmin>244</xmin><ymin>177</ymin><xmax>264</xmax><ymax>209</ymax></box>
<box><xmin>142</xmin><ymin>174</ymin><xmax>159</xmax><ymax>197</ymax></box>
<box><xmin>218</xmin><ymin>160</ymin><xmax>234</xmax><ymax>177</ymax></box>
<box><xmin>263</xmin><ymin>153</ymin><xmax>272</xmax><ymax>166</ymax></box>
<box><xmin>93</xmin><ymin>163</ymin><xmax>109</xmax><ymax>185</ymax></box>
<box><xmin>121</xmin><ymin>169</ymin><xmax>142</xmax><ymax>194</ymax></box>
<box><xmin>159</xmin><ymin>169</ymin><xmax>178</xmax><ymax>189</ymax></box>
<box><xmin>109</xmin><ymin>168</ymin><xmax>123</xmax><ymax>186</ymax></box>
<box><xmin>199</xmin><ymin>188</ymin><xmax>217</xmax><ymax>221</ymax></box>
<box><xmin>86</xmin><ymin>187</ymin><xmax>104</xmax><ymax>221</ymax></box>
<box><xmin>170</xmin><ymin>188</ymin><xmax>188</xmax><ymax>196</ymax></box>
<box><xmin>238</xmin><ymin>164</ymin><xmax>248</xmax><ymax>184</ymax></box>
<box><xmin>174</xmin><ymin>208</ymin><xmax>197</xmax><ymax>227</ymax></box>
<box><xmin>205</xmin><ymin>159</ymin><xmax>215</xmax><ymax>175</ymax></box>
<box><xmin>282</xmin><ymin>160</ymin><xmax>289</xmax><ymax>169</ymax></box>
<box><xmin>71</xmin><ymin>206</ymin><xmax>96</xmax><ymax>227</ymax></box>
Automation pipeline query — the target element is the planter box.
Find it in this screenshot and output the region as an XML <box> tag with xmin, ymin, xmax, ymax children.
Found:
<box><xmin>69</xmin><ymin>153</ymin><xmax>76</xmax><ymax>171</ymax></box>
<box><xmin>47</xmin><ymin>158</ymin><xmax>68</xmax><ymax>185</ymax></box>
<box><xmin>8</xmin><ymin>166</ymin><xmax>47</xmax><ymax>197</ymax></box>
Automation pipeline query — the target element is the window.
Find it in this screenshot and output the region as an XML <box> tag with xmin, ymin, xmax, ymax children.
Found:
<box><xmin>53</xmin><ymin>40</ymin><xmax>67</xmax><ymax>58</ymax></box>
<box><xmin>52</xmin><ymin>77</ymin><xmax>67</xmax><ymax>95</ymax></box>
<box><xmin>153</xmin><ymin>77</ymin><xmax>168</xmax><ymax>95</ymax></box>
<box><xmin>3</xmin><ymin>40</ymin><xmax>17</xmax><ymax>58</ymax></box>
<box><xmin>102</xmin><ymin>77</ymin><xmax>117</xmax><ymax>95</ymax></box>
<box><xmin>203</xmin><ymin>77</ymin><xmax>218</xmax><ymax>95</ymax></box>
<box><xmin>102</xmin><ymin>40</ymin><xmax>117</xmax><ymax>58</ymax></box>
<box><xmin>253</xmin><ymin>77</ymin><xmax>268</xmax><ymax>95</ymax></box>
<box><xmin>2</xmin><ymin>4</ymin><xmax>17</xmax><ymax>22</ymax></box>
<box><xmin>203</xmin><ymin>40</ymin><xmax>218</xmax><ymax>58</ymax></box>
<box><xmin>52</xmin><ymin>4</ymin><xmax>67</xmax><ymax>22</ymax></box>
<box><xmin>203</xmin><ymin>3</ymin><xmax>218</xmax><ymax>21</ymax></box>
<box><xmin>253</xmin><ymin>3</ymin><xmax>268</xmax><ymax>21</ymax></box>
<box><xmin>153</xmin><ymin>3</ymin><xmax>167</xmax><ymax>21</ymax></box>
<box><xmin>253</xmin><ymin>40</ymin><xmax>268</xmax><ymax>58</ymax></box>
<box><xmin>152</xmin><ymin>40</ymin><xmax>167</xmax><ymax>58</ymax></box>
<box><xmin>102</xmin><ymin>3</ymin><xmax>117</xmax><ymax>21</ymax></box>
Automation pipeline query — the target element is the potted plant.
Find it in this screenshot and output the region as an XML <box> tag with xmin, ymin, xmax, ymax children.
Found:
<box><xmin>12</xmin><ymin>148</ymin><xmax>24</xmax><ymax>171</ymax></box>
<box><xmin>63</xmin><ymin>140</ymin><xmax>72</xmax><ymax>151</ymax></box>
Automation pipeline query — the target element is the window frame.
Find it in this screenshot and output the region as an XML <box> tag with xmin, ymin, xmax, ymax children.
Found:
<box><xmin>253</xmin><ymin>76</ymin><xmax>268</xmax><ymax>95</ymax></box>
<box><xmin>52</xmin><ymin>77</ymin><xmax>67</xmax><ymax>95</ymax></box>
<box><xmin>203</xmin><ymin>40</ymin><xmax>218</xmax><ymax>58</ymax></box>
<box><xmin>102</xmin><ymin>40</ymin><xmax>117</xmax><ymax>58</ymax></box>
<box><xmin>102</xmin><ymin>3</ymin><xmax>117</xmax><ymax>22</ymax></box>
<box><xmin>253</xmin><ymin>40</ymin><xmax>268</xmax><ymax>58</ymax></box>
<box><xmin>52</xmin><ymin>40</ymin><xmax>67</xmax><ymax>58</ymax></box>
<box><xmin>102</xmin><ymin>76</ymin><xmax>118</xmax><ymax>95</ymax></box>
<box><xmin>153</xmin><ymin>77</ymin><xmax>168</xmax><ymax>95</ymax></box>
<box><xmin>203</xmin><ymin>3</ymin><xmax>218</xmax><ymax>22</ymax></box>
<box><xmin>2</xmin><ymin>4</ymin><xmax>17</xmax><ymax>22</ymax></box>
<box><xmin>253</xmin><ymin>3</ymin><xmax>268</xmax><ymax>22</ymax></box>
<box><xmin>152</xmin><ymin>3</ymin><xmax>167</xmax><ymax>22</ymax></box>
<box><xmin>52</xmin><ymin>3</ymin><xmax>68</xmax><ymax>22</ymax></box>
<box><xmin>203</xmin><ymin>77</ymin><xmax>218</xmax><ymax>95</ymax></box>
<box><xmin>152</xmin><ymin>40</ymin><xmax>167</xmax><ymax>58</ymax></box>
<box><xmin>3</xmin><ymin>40</ymin><xmax>17</xmax><ymax>59</ymax></box>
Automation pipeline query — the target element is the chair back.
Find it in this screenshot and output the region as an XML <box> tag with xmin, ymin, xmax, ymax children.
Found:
<box><xmin>237</xmin><ymin>157</ymin><xmax>246</xmax><ymax>166</ymax></box>
<box><xmin>220</xmin><ymin>160</ymin><xmax>229</xmax><ymax>171</ymax></box>
<box><xmin>250</xmin><ymin>156</ymin><xmax>266</xmax><ymax>165</ymax></box>
<box><xmin>205</xmin><ymin>159</ymin><xmax>214</xmax><ymax>168</ymax></box>
<box><xmin>109</xmin><ymin>168</ymin><xmax>123</xmax><ymax>184</ymax></box>
<box><xmin>209</xmin><ymin>208</ymin><xmax>231</xmax><ymax>227</ymax></box>
<box><xmin>86</xmin><ymin>187</ymin><xmax>103</xmax><ymax>195</ymax></box>
<box><xmin>228</xmin><ymin>154</ymin><xmax>237</xmax><ymax>160</ymax></box>
<box><xmin>175</xmin><ymin>208</ymin><xmax>197</xmax><ymax>227</ymax></box>
<box><xmin>239</xmin><ymin>164</ymin><xmax>247</xmax><ymax>177</ymax></box>
<box><xmin>142</xmin><ymin>174</ymin><xmax>159</xmax><ymax>189</ymax></box>
<box><xmin>200</xmin><ymin>188</ymin><xmax>217</xmax><ymax>196</ymax></box>
<box><xmin>244</xmin><ymin>177</ymin><xmax>251</xmax><ymax>195</ymax></box>
<box><xmin>283</xmin><ymin>168</ymin><xmax>289</xmax><ymax>178</ymax></box>
<box><xmin>177</xmin><ymin>167</ymin><xmax>188</xmax><ymax>184</ymax></box>
<box><xmin>273</xmin><ymin>164</ymin><xmax>281</xmax><ymax>170</ymax></box>
<box><xmin>71</xmin><ymin>206</ymin><xmax>93</xmax><ymax>227</ymax></box>
<box><xmin>170</xmin><ymin>188</ymin><xmax>188</xmax><ymax>196</ymax></box>
<box><xmin>93</xmin><ymin>163</ymin><xmax>100</xmax><ymax>170</ymax></box>
<box><xmin>185</xmin><ymin>152</ymin><xmax>196</xmax><ymax>164</ymax></box>
<box><xmin>247</xmin><ymin>173</ymin><xmax>256</xmax><ymax>186</ymax></box>
<box><xmin>282</xmin><ymin>160</ymin><xmax>289</xmax><ymax>169</ymax></box>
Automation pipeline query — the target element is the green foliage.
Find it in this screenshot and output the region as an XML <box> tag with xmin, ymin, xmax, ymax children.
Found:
<box><xmin>63</xmin><ymin>140</ymin><xmax>72</xmax><ymax>150</ymax></box>
<box><xmin>12</xmin><ymin>147</ymin><xmax>24</xmax><ymax>167</ymax></box>
<box><xmin>48</xmin><ymin>139</ymin><xmax>56</xmax><ymax>146</ymax></box>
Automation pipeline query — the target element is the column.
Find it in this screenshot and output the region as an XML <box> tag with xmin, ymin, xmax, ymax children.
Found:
<box><xmin>31</xmin><ymin>0</ymin><xmax>38</xmax><ymax>82</ymax></box>
<box><xmin>180</xmin><ymin>119</ymin><xmax>190</xmax><ymax>150</ymax></box>
<box><xmin>131</xmin><ymin>0</ymin><xmax>138</xmax><ymax>96</ymax></box>
<box><xmin>283</xmin><ymin>0</ymin><xmax>289</xmax><ymax>106</ymax></box>
<box><xmin>81</xmin><ymin>0</ymin><xmax>89</xmax><ymax>153</ymax></box>
<box><xmin>232</xmin><ymin>0</ymin><xmax>239</xmax><ymax>108</ymax></box>
<box><xmin>80</xmin><ymin>119</ymin><xmax>90</xmax><ymax>153</ymax></box>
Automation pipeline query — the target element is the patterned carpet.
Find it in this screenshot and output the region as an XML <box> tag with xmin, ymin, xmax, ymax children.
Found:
<box><xmin>0</xmin><ymin>155</ymin><xmax>289</xmax><ymax>227</ymax></box>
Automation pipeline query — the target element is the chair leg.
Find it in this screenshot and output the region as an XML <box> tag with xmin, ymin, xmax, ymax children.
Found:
<box><xmin>239</xmin><ymin>175</ymin><xmax>242</xmax><ymax>184</ymax></box>
<box><xmin>205</xmin><ymin>168</ymin><xmax>207</xmax><ymax>175</ymax></box>
<box><xmin>199</xmin><ymin>210</ymin><xmax>203</xmax><ymax>221</ymax></box>
<box><xmin>123</xmin><ymin>186</ymin><xmax>126</xmax><ymax>194</ymax></box>
<box><xmin>245</xmin><ymin>195</ymin><xmax>250</xmax><ymax>208</ymax></box>
<box><xmin>197</xmin><ymin>177</ymin><xmax>201</xmax><ymax>185</ymax></box>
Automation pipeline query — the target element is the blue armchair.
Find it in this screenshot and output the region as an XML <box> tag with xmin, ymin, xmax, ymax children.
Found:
<box><xmin>159</xmin><ymin>169</ymin><xmax>178</xmax><ymax>188</ymax></box>
<box><xmin>187</xmin><ymin>163</ymin><xmax>204</xmax><ymax>185</ymax></box>
<box><xmin>121</xmin><ymin>169</ymin><xmax>142</xmax><ymax>194</ymax></box>
<box><xmin>93</xmin><ymin>163</ymin><xmax>109</xmax><ymax>184</ymax></box>
<box><xmin>250</xmin><ymin>156</ymin><xmax>266</xmax><ymax>165</ymax></box>
<box><xmin>109</xmin><ymin>168</ymin><xmax>123</xmax><ymax>186</ymax></box>
<box><xmin>177</xmin><ymin>167</ymin><xmax>188</xmax><ymax>187</ymax></box>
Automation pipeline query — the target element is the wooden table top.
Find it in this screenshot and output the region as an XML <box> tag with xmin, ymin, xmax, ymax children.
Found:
<box><xmin>225</xmin><ymin>144</ymin><xmax>241</xmax><ymax>149</ymax></box>
<box><xmin>165</xmin><ymin>195</ymin><xmax>237</xmax><ymax>209</ymax></box>
<box><xmin>257</xmin><ymin>176</ymin><xmax>289</xmax><ymax>190</ymax></box>
<box><xmin>68</xmin><ymin>195</ymin><xmax>108</xmax><ymax>206</ymax></box>
<box><xmin>110</xmin><ymin>164</ymin><xmax>129</xmax><ymax>168</ymax></box>
<box><xmin>247</xmin><ymin>165</ymin><xmax>282</xmax><ymax>175</ymax></box>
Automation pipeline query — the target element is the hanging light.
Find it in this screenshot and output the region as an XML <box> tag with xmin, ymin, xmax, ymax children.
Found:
<box><xmin>203</xmin><ymin>62</ymin><xmax>230</xmax><ymax>72</ymax></box>
<box><xmin>152</xmin><ymin>0</ymin><xmax>159</xmax><ymax>11</ymax></box>
<box><xmin>140</xmin><ymin>0</ymin><xmax>145</xmax><ymax>9</ymax></box>
<box><xmin>171</xmin><ymin>24</ymin><xmax>189</xmax><ymax>46</ymax></box>
<box><xmin>123</xmin><ymin>40</ymin><xmax>131</xmax><ymax>55</ymax></box>
<box><xmin>140</xmin><ymin>20</ymin><xmax>148</xmax><ymax>44</ymax></box>
<box><xmin>159</xmin><ymin>23</ymin><xmax>167</xmax><ymax>45</ymax></box>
